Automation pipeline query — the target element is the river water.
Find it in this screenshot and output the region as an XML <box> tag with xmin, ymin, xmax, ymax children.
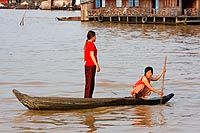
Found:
<box><xmin>0</xmin><ymin>9</ymin><xmax>200</xmax><ymax>133</ymax></box>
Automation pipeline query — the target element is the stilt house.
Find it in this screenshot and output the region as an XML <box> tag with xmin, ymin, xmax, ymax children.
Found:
<box><xmin>80</xmin><ymin>0</ymin><xmax>200</xmax><ymax>24</ymax></box>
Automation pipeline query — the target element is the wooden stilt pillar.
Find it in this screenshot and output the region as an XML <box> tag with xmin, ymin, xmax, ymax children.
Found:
<box><xmin>51</xmin><ymin>0</ymin><xmax>54</xmax><ymax>9</ymax></box>
<box><xmin>136</xmin><ymin>16</ymin><xmax>137</xmax><ymax>24</ymax></box>
<box><xmin>163</xmin><ymin>17</ymin><xmax>165</xmax><ymax>24</ymax></box>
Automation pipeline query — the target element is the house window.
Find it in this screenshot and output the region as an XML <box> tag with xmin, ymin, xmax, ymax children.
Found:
<box><xmin>135</xmin><ymin>0</ymin><xmax>139</xmax><ymax>6</ymax></box>
<box><xmin>129</xmin><ymin>0</ymin><xmax>134</xmax><ymax>7</ymax></box>
<box><xmin>128</xmin><ymin>0</ymin><xmax>139</xmax><ymax>7</ymax></box>
<box><xmin>102</xmin><ymin>0</ymin><xmax>105</xmax><ymax>7</ymax></box>
<box><xmin>116</xmin><ymin>0</ymin><xmax>122</xmax><ymax>7</ymax></box>
<box><xmin>96</xmin><ymin>0</ymin><xmax>101</xmax><ymax>8</ymax></box>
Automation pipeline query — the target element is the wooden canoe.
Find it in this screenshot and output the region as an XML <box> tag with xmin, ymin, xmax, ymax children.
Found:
<box><xmin>56</xmin><ymin>16</ymin><xmax>81</xmax><ymax>21</ymax></box>
<box><xmin>13</xmin><ymin>89</ymin><xmax>174</xmax><ymax>110</ymax></box>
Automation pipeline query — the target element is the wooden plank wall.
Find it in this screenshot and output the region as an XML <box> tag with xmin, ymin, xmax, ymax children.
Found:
<box><xmin>191</xmin><ymin>0</ymin><xmax>197</xmax><ymax>7</ymax></box>
<box><xmin>122</xmin><ymin>0</ymin><xmax>129</xmax><ymax>7</ymax></box>
<box><xmin>105</xmin><ymin>0</ymin><xmax>116</xmax><ymax>7</ymax></box>
<box><xmin>164</xmin><ymin>0</ymin><xmax>178</xmax><ymax>7</ymax></box>
<box><xmin>139</xmin><ymin>0</ymin><xmax>151</xmax><ymax>9</ymax></box>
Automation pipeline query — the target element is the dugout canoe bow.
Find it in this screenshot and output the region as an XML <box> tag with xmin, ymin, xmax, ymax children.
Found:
<box><xmin>56</xmin><ymin>16</ymin><xmax>81</xmax><ymax>21</ymax></box>
<box><xmin>13</xmin><ymin>89</ymin><xmax>174</xmax><ymax>110</ymax></box>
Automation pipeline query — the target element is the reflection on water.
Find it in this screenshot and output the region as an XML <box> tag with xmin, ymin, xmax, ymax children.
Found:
<box><xmin>132</xmin><ymin>105</ymin><xmax>165</xmax><ymax>127</ymax></box>
<box><xmin>81</xmin><ymin>115</ymin><xmax>97</xmax><ymax>133</ymax></box>
<box><xmin>11</xmin><ymin>105</ymin><xmax>167</xmax><ymax>132</ymax></box>
<box><xmin>12</xmin><ymin>108</ymin><xmax>112</xmax><ymax>132</ymax></box>
<box><xmin>132</xmin><ymin>106</ymin><xmax>152</xmax><ymax>127</ymax></box>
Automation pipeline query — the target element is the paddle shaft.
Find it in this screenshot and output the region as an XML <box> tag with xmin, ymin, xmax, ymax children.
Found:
<box><xmin>160</xmin><ymin>56</ymin><xmax>167</xmax><ymax>104</ymax></box>
<box><xmin>20</xmin><ymin>10</ymin><xmax>27</xmax><ymax>26</ymax></box>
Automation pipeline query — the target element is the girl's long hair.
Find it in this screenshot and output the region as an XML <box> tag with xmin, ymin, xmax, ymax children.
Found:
<box><xmin>144</xmin><ymin>66</ymin><xmax>153</xmax><ymax>76</ymax></box>
<box><xmin>84</xmin><ymin>30</ymin><xmax>96</xmax><ymax>61</ymax></box>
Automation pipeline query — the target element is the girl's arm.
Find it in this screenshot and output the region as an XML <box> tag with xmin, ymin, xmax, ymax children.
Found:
<box><xmin>142</xmin><ymin>77</ymin><xmax>163</xmax><ymax>96</ymax></box>
<box><xmin>151</xmin><ymin>68</ymin><xmax>166</xmax><ymax>81</ymax></box>
<box><xmin>90</xmin><ymin>51</ymin><xmax>100</xmax><ymax>72</ymax></box>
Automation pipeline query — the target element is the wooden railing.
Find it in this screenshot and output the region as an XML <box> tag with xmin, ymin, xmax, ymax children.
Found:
<box><xmin>88</xmin><ymin>7</ymin><xmax>199</xmax><ymax>17</ymax></box>
<box><xmin>184</xmin><ymin>8</ymin><xmax>199</xmax><ymax>16</ymax></box>
<box><xmin>158</xmin><ymin>8</ymin><xmax>179</xmax><ymax>16</ymax></box>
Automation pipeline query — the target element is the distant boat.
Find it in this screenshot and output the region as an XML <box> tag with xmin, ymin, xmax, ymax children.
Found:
<box><xmin>0</xmin><ymin>3</ymin><xmax>5</xmax><ymax>7</ymax></box>
<box><xmin>0</xmin><ymin>3</ymin><xmax>14</xmax><ymax>9</ymax></box>
<box><xmin>56</xmin><ymin>16</ymin><xmax>81</xmax><ymax>21</ymax></box>
<box><xmin>13</xmin><ymin>89</ymin><xmax>174</xmax><ymax>110</ymax></box>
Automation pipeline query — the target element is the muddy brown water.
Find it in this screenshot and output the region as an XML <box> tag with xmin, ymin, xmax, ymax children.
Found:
<box><xmin>0</xmin><ymin>9</ymin><xmax>200</xmax><ymax>132</ymax></box>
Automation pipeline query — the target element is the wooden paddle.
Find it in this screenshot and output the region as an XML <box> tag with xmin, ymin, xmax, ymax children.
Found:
<box><xmin>19</xmin><ymin>10</ymin><xmax>27</xmax><ymax>26</ymax></box>
<box><xmin>160</xmin><ymin>56</ymin><xmax>167</xmax><ymax>104</ymax></box>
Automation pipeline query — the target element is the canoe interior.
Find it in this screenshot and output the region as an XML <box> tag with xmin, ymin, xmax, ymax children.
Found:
<box><xmin>12</xmin><ymin>89</ymin><xmax>174</xmax><ymax>110</ymax></box>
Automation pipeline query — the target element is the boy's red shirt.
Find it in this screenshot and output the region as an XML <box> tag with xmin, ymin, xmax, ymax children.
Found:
<box><xmin>85</xmin><ymin>41</ymin><xmax>97</xmax><ymax>66</ymax></box>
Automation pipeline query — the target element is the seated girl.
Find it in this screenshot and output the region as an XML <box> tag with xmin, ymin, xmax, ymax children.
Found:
<box><xmin>130</xmin><ymin>66</ymin><xmax>166</xmax><ymax>100</ymax></box>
